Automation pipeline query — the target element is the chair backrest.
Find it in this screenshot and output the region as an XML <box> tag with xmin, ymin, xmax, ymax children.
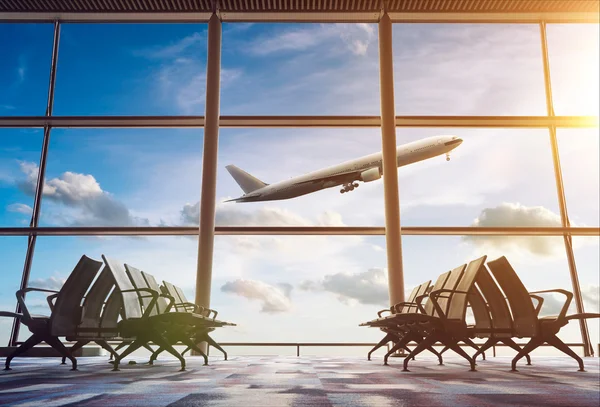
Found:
<box><xmin>487</xmin><ymin>256</ymin><xmax>538</xmax><ymax>337</ymax></box>
<box><xmin>71</xmin><ymin>266</ymin><xmax>116</xmax><ymax>337</ymax></box>
<box><xmin>474</xmin><ymin>264</ymin><xmax>513</xmax><ymax>336</ymax></box>
<box><xmin>446</xmin><ymin>256</ymin><xmax>487</xmax><ymax>321</ymax></box>
<box><xmin>49</xmin><ymin>255</ymin><xmax>104</xmax><ymax>336</ymax></box>
<box><xmin>401</xmin><ymin>281</ymin><xmax>431</xmax><ymax>314</ymax></box>
<box><xmin>99</xmin><ymin>289</ymin><xmax>122</xmax><ymax>337</ymax></box>
<box><xmin>431</xmin><ymin>264</ymin><xmax>467</xmax><ymax>317</ymax></box>
<box><xmin>124</xmin><ymin>264</ymin><xmax>159</xmax><ymax>316</ymax></box>
<box><xmin>399</xmin><ymin>285</ymin><xmax>420</xmax><ymax>313</ymax></box>
<box><xmin>175</xmin><ymin>285</ymin><xmax>191</xmax><ymax>304</ymax></box>
<box><xmin>141</xmin><ymin>271</ymin><xmax>170</xmax><ymax>314</ymax></box>
<box><xmin>467</xmin><ymin>285</ymin><xmax>492</xmax><ymax>334</ymax></box>
<box><xmin>162</xmin><ymin>280</ymin><xmax>187</xmax><ymax>312</ymax></box>
<box><xmin>101</xmin><ymin>255</ymin><xmax>143</xmax><ymax>320</ymax></box>
<box><xmin>423</xmin><ymin>271</ymin><xmax>451</xmax><ymax>316</ymax></box>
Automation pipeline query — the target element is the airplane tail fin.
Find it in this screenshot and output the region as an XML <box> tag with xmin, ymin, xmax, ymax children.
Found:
<box><xmin>225</xmin><ymin>165</ymin><xmax>268</xmax><ymax>194</ymax></box>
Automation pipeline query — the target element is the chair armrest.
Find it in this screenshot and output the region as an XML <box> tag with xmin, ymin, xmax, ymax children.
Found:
<box><xmin>377</xmin><ymin>308</ymin><xmax>393</xmax><ymax>317</ymax></box>
<box><xmin>414</xmin><ymin>294</ymin><xmax>431</xmax><ymax>314</ymax></box>
<box><xmin>529</xmin><ymin>289</ymin><xmax>573</xmax><ymax>321</ymax></box>
<box><xmin>120</xmin><ymin>288</ymin><xmax>159</xmax><ymax>318</ymax></box>
<box><xmin>174</xmin><ymin>302</ymin><xmax>205</xmax><ymax>314</ymax></box>
<box><xmin>529</xmin><ymin>294</ymin><xmax>544</xmax><ymax>316</ymax></box>
<box><xmin>391</xmin><ymin>301</ymin><xmax>420</xmax><ymax>313</ymax></box>
<box><xmin>159</xmin><ymin>293</ymin><xmax>176</xmax><ymax>313</ymax></box>
<box><xmin>202</xmin><ymin>308</ymin><xmax>218</xmax><ymax>319</ymax></box>
<box><xmin>15</xmin><ymin>288</ymin><xmax>59</xmax><ymax>321</ymax></box>
<box><xmin>47</xmin><ymin>293</ymin><xmax>60</xmax><ymax>312</ymax></box>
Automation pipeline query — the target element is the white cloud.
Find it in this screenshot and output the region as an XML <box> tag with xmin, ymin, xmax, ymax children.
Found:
<box><xmin>460</xmin><ymin>203</ymin><xmax>597</xmax><ymax>259</ymax></box>
<box><xmin>221</xmin><ymin>279</ymin><xmax>293</xmax><ymax>313</ymax></box>
<box><xmin>17</xmin><ymin>161</ymin><xmax>149</xmax><ymax>227</ymax></box>
<box><xmin>463</xmin><ymin>203</ymin><xmax>563</xmax><ymax>257</ymax></box>
<box><xmin>300</xmin><ymin>268</ymin><xmax>389</xmax><ymax>306</ymax></box>
<box><xmin>7</xmin><ymin>203</ymin><xmax>32</xmax><ymax>215</ymax></box>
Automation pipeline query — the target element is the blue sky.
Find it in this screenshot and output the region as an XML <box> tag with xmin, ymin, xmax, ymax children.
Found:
<box><xmin>0</xmin><ymin>22</ymin><xmax>598</xmax><ymax>353</ymax></box>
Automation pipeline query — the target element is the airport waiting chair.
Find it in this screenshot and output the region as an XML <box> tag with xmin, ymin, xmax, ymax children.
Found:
<box><xmin>62</xmin><ymin>266</ymin><xmax>153</xmax><ymax>365</ymax></box>
<box><xmin>0</xmin><ymin>255</ymin><xmax>103</xmax><ymax>370</ymax></box>
<box><xmin>364</xmin><ymin>280</ymin><xmax>431</xmax><ymax>361</ymax></box>
<box><xmin>363</xmin><ymin>263</ymin><xmax>470</xmax><ymax>366</ymax></box>
<box><xmin>101</xmin><ymin>255</ymin><xmax>189</xmax><ymax>371</ymax></box>
<box><xmin>122</xmin><ymin>264</ymin><xmax>214</xmax><ymax>366</ymax></box>
<box><xmin>437</xmin><ymin>263</ymin><xmax>533</xmax><ymax>365</ymax></box>
<box><xmin>382</xmin><ymin>256</ymin><xmax>488</xmax><ymax>371</ymax></box>
<box><xmin>158</xmin><ymin>278</ymin><xmax>230</xmax><ymax>360</ymax></box>
<box><xmin>481</xmin><ymin>256</ymin><xmax>600</xmax><ymax>372</ymax></box>
<box><xmin>60</xmin><ymin>266</ymin><xmax>121</xmax><ymax>363</ymax></box>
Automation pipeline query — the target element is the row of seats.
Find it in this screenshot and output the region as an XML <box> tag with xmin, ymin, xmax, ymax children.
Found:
<box><xmin>361</xmin><ymin>255</ymin><xmax>599</xmax><ymax>372</ymax></box>
<box><xmin>0</xmin><ymin>254</ymin><xmax>235</xmax><ymax>371</ymax></box>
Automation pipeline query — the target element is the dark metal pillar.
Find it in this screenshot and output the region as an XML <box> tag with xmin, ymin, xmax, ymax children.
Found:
<box><xmin>9</xmin><ymin>21</ymin><xmax>61</xmax><ymax>346</ymax></box>
<box><xmin>379</xmin><ymin>9</ymin><xmax>405</xmax><ymax>307</ymax></box>
<box><xmin>539</xmin><ymin>21</ymin><xmax>592</xmax><ymax>357</ymax></box>
<box><xmin>194</xmin><ymin>12</ymin><xmax>222</xmax><ymax>354</ymax></box>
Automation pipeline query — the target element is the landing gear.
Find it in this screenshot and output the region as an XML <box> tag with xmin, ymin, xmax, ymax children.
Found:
<box><xmin>446</xmin><ymin>153</ymin><xmax>451</xmax><ymax>161</ymax></box>
<box><xmin>340</xmin><ymin>182</ymin><xmax>359</xmax><ymax>194</ymax></box>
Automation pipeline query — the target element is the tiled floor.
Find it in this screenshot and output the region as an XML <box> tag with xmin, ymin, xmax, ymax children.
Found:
<box><xmin>0</xmin><ymin>356</ymin><xmax>598</xmax><ymax>406</ymax></box>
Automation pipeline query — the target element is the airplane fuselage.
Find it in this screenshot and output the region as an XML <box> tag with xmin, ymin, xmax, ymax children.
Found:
<box><xmin>229</xmin><ymin>135</ymin><xmax>462</xmax><ymax>202</ymax></box>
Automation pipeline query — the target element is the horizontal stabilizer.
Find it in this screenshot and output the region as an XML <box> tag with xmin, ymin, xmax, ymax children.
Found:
<box><xmin>225</xmin><ymin>165</ymin><xmax>268</xmax><ymax>194</ymax></box>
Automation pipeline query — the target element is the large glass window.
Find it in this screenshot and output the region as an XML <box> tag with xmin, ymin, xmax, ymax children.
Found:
<box><xmin>220</xmin><ymin>23</ymin><xmax>380</xmax><ymax>115</ymax></box>
<box><xmin>1</xmin><ymin>17</ymin><xmax>598</xmax><ymax>355</ymax></box>
<box><xmin>0</xmin><ymin>23</ymin><xmax>53</xmax><ymax>116</ymax></box>
<box><xmin>392</xmin><ymin>24</ymin><xmax>546</xmax><ymax>116</ymax></box>
<box><xmin>35</xmin><ymin>128</ymin><xmax>203</xmax><ymax>227</ymax></box>
<box><xmin>53</xmin><ymin>24</ymin><xmax>208</xmax><ymax>115</ymax></box>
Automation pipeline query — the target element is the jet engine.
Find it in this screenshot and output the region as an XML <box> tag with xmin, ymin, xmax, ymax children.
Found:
<box><xmin>360</xmin><ymin>168</ymin><xmax>381</xmax><ymax>182</ymax></box>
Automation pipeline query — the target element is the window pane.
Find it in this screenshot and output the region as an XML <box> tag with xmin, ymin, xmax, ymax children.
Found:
<box><xmin>220</xmin><ymin>23</ymin><xmax>380</xmax><ymax>115</ymax></box>
<box><xmin>397</xmin><ymin>128</ymin><xmax>560</xmax><ymax>227</ymax></box>
<box><xmin>0</xmin><ymin>129</ymin><xmax>43</xmax><ymax>226</ymax></box>
<box><xmin>35</xmin><ymin>128</ymin><xmax>202</xmax><ymax>226</ymax></box>
<box><xmin>392</xmin><ymin>24</ymin><xmax>546</xmax><ymax>116</ymax></box>
<box><xmin>54</xmin><ymin>24</ymin><xmax>207</xmax><ymax>115</ymax></box>
<box><xmin>0</xmin><ymin>237</ymin><xmax>27</xmax><ymax>346</ymax></box>
<box><xmin>216</xmin><ymin>128</ymin><xmax>385</xmax><ymax>227</ymax></box>
<box><xmin>558</xmin><ymin>128</ymin><xmax>599</xmax><ymax>226</ymax></box>
<box><xmin>213</xmin><ymin>235</ymin><xmax>386</xmax><ymax>356</ymax></box>
<box><xmin>0</xmin><ymin>23</ymin><xmax>53</xmax><ymax>116</ymax></box>
<box><xmin>548</xmin><ymin>24</ymin><xmax>600</xmax><ymax>116</ymax></box>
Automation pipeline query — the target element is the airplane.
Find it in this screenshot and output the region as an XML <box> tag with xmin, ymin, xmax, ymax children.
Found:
<box><xmin>225</xmin><ymin>135</ymin><xmax>463</xmax><ymax>203</ymax></box>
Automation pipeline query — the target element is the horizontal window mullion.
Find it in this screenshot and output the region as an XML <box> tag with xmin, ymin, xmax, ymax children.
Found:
<box><xmin>0</xmin><ymin>226</ymin><xmax>598</xmax><ymax>236</ymax></box>
<box><xmin>0</xmin><ymin>115</ymin><xmax>597</xmax><ymax>129</ymax></box>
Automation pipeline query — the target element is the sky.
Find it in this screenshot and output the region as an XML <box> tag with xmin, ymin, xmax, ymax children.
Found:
<box><xmin>0</xmin><ymin>21</ymin><xmax>599</xmax><ymax>355</ymax></box>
